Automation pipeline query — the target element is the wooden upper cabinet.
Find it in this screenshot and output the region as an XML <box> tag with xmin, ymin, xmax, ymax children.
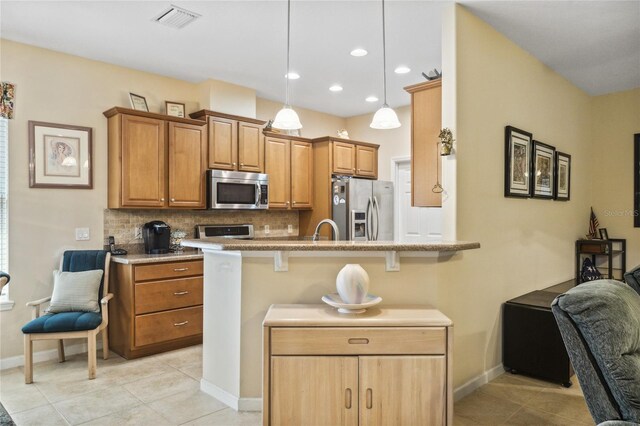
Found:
<box><xmin>405</xmin><ymin>80</ymin><xmax>442</xmax><ymax>207</ymax></box>
<box><xmin>359</xmin><ymin>356</ymin><xmax>446</xmax><ymax>426</ymax></box>
<box><xmin>191</xmin><ymin>110</ymin><xmax>266</xmax><ymax>173</ymax></box>
<box><xmin>265</xmin><ymin>137</ymin><xmax>290</xmax><ymax>209</ymax></box>
<box><xmin>105</xmin><ymin>107</ymin><xmax>208</xmax><ymax>209</ymax></box>
<box><xmin>120</xmin><ymin>114</ymin><xmax>166</xmax><ymax>207</ymax></box>
<box><xmin>290</xmin><ymin>141</ymin><xmax>313</xmax><ymax>209</ymax></box>
<box><xmin>332</xmin><ymin>141</ymin><xmax>356</xmax><ymax>175</ymax></box>
<box><xmin>356</xmin><ymin>145</ymin><xmax>377</xmax><ymax>178</ymax></box>
<box><xmin>168</xmin><ymin>122</ymin><xmax>208</xmax><ymax>208</ymax></box>
<box><xmin>207</xmin><ymin>116</ymin><xmax>237</xmax><ymax>170</ymax></box>
<box><xmin>264</xmin><ymin>134</ymin><xmax>313</xmax><ymax>210</ymax></box>
<box><xmin>238</xmin><ymin>122</ymin><xmax>264</xmax><ymax>172</ymax></box>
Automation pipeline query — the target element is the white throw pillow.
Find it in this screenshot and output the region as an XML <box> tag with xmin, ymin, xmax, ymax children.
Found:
<box><xmin>47</xmin><ymin>269</ymin><xmax>104</xmax><ymax>314</ymax></box>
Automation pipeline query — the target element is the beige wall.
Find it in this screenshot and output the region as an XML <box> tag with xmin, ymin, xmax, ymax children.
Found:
<box><xmin>0</xmin><ymin>40</ymin><xmax>343</xmax><ymax>361</ymax></box>
<box><xmin>591</xmin><ymin>88</ymin><xmax>640</xmax><ymax>267</ymax></box>
<box><xmin>256</xmin><ymin>97</ymin><xmax>346</xmax><ymax>139</ymax></box>
<box><xmin>345</xmin><ymin>106</ymin><xmax>412</xmax><ymax>181</ymax></box>
<box><xmin>435</xmin><ymin>5</ymin><xmax>594</xmax><ymax>385</ymax></box>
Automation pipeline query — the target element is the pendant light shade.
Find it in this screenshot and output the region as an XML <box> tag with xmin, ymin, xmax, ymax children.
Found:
<box><xmin>272</xmin><ymin>0</ymin><xmax>302</xmax><ymax>130</ymax></box>
<box><xmin>370</xmin><ymin>105</ymin><xmax>401</xmax><ymax>129</ymax></box>
<box><xmin>370</xmin><ymin>0</ymin><xmax>400</xmax><ymax>130</ymax></box>
<box><xmin>273</xmin><ymin>106</ymin><xmax>302</xmax><ymax>130</ymax></box>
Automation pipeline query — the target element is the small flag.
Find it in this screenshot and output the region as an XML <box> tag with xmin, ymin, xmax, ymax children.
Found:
<box><xmin>588</xmin><ymin>207</ymin><xmax>599</xmax><ymax>239</ymax></box>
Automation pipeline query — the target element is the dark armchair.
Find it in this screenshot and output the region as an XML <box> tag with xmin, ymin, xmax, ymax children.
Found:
<box><xmin>551</xmin><ymin>280</ymin><xmax>640</xmax><ymax>425</ymax></box>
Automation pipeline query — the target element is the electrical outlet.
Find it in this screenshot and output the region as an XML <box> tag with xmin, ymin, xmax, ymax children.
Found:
<box><xmin>134</xmin><ymin>227</ymin><xmax>142</xmax><ymax>240</ymax></box>
<box><xmin>75</xmin><ymin>228</ymin><xmax>90</xmax><ymax>241</ymax></box>
<box><xmin>264</xmin><ymin>225</ymin><xmax>270</xmax><ymax>234</ymax></box>
<box><xmin>288</xmin><ymin>224</ymin><xmax>293</xmax><ymax>234</ymax></box>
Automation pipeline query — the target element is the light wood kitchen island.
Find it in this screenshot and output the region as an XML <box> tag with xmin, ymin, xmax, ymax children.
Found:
<box><xmin>180</xmin><ymin>238</ymin><xmax>479</xmax><ymax>413</ymax></box>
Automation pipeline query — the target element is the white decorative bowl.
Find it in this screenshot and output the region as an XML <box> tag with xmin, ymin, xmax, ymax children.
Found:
<box><xmin>336</xmin><ymin>264</ymin><xmax>370</xmax><ymax>304</ymax></box>
<box><xmin>322</xmin><ymin>293</ymin><xmax>382</xmax><ymax>314</ymax></box>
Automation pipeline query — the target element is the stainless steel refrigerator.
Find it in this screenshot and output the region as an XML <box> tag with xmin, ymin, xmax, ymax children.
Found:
<box><xmin>331</xmin><ymin>176</ymin><xmax>394</xmax><ymax>241</ymax></box>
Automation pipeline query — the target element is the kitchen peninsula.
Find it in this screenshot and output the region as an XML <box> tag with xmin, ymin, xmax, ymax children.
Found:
<box><xmin>181</xmin><ymin>237</ymin><xmax>480</xmax><ymax>411</ymax></box>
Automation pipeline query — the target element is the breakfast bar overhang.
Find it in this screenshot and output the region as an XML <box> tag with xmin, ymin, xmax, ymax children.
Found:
<box><xmin>181</xmin><ymin>238</ymin><xmax>480</xmax><ymax>411</ymax></box>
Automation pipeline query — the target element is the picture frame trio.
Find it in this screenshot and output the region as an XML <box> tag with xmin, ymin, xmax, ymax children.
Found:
<box><xmin>504</xmin><ymin>125</ymin><xmax>571</xmax><ymax>201</ymax></box>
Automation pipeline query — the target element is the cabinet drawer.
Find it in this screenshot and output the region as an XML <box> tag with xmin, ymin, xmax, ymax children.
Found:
<box><xmin>134</xmin><ymin>260</ymin><xmax>202</xmax><ymax>282</ymax></box>
<box><xmin>271</xmin><ymin>327</ymin><xmax>446</xmax><ymax>355</ymax></box>
<box><xmin>135</xmin><ymin>277</ymin><xmax>203</xmax><ymax>314</ymax></box>
<box><xmin>135</xmin><ymin>306</ymin><xmax>202</xmax><ymax>347</ymax></box>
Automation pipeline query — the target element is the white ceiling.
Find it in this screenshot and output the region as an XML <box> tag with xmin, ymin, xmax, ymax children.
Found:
<box><xmin>1</xmin><ymin>1</ymin><xmax>638</xmax><ymax>118</ymax></box>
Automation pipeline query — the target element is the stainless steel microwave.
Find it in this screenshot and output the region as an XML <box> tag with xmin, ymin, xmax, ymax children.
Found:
<box><xmin>208</xmin><ymin>170</ymin><xmax>269</xmax><ymax>210</ymax></box>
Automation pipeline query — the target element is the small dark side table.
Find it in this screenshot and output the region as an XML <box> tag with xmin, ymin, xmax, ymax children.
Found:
<box><xmin>503</xmin><ymin>279</ymin><xmax>575</xmax><ymax>387</ymax></box>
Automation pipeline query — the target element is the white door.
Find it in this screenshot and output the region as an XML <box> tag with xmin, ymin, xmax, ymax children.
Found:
<box><xmin>396</xmin><ymin>161</ymin><xmax>442</xmax><ymax>242</ymax></box>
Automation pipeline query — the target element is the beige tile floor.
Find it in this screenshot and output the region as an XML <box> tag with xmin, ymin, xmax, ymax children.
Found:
<box><xmin>1</xmin><ymin>345</ymin><xmax>592</xmax><ymax>425</ymax></box>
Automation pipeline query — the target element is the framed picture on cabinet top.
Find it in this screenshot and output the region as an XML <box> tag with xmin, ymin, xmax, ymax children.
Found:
<box><xmin>555</xmin><ymin>151</ymin><xmax>571</xmax><ymax>201</ymax></box>
<box><xmin>28</xmin><ymin>121</ymin><xmax>93</xmax><ymax>189</ymax></box>
<box><xmin>504</xmin><ymin>125</ymin><xmax>532</xmax><ymax>198</ymax></box>
<box><xmin>165</xmin><ymin>101</ymin><xmax>185</xmax><ymax>118</ymax></box>
<box><xmin>599</xmin><ymin>228</ymin><xmax>609</xmax><ymax>240</ymax></box>
<box><xmin>129</xmin><ymin>92</ymin><xmax>149</xmax><ymax>112</ymax></box>
<box><xmin>531</xmin><ymin>141</ymin><xmax>555</xmax><ymax>199</ymax></box>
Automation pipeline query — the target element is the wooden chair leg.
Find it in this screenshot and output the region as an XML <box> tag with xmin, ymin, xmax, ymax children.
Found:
<box><xmin>101</xmin><ymin>329</ymin><xmax>109</xmax><ymax>360</ymax></box>
<box><xmin>24</xmin><ymin>335</ymin><xmax>33</xmax><ymax>384</ymax></box>
<box><xmin>57</xmin><ymin>339</ymin><xmax>65</xmax><ymax>363</ymax></box>
<box><xmin>87</xmin><ymin>331</ymin><xmax>97</xmax><ymax>380</ymax></box>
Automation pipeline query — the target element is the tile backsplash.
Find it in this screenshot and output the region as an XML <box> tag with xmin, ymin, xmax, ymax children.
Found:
<box><xmin>104</xmin><ymin>209</ymin><xmax>299</xmax><ymax>247</ymax></box>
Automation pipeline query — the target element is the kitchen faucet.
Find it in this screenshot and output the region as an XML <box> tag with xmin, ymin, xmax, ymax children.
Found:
<box><xmin>312</xmin><ymin>219</ymin><xmax>340</xmax><ymax>241</ymax></box>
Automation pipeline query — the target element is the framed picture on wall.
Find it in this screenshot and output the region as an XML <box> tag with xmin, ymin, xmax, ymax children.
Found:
<box><xmin>28</xmin><ymin>121</ymin><xmax>93</xmax><ymax>189</ymax></box>
<box><xmin>531</xmin><ymin>141</ymin><xmax>555</xmax><ymax>199</ymax></box>
<box><xmin>554</xmin><ymin>151</ymin><xmax>571</xmax><ymax>201</ymax></box>
<box><xmin>504</xmin><ymin>126</ymin><xmax>533</xmax><ymax>198</ymax></box>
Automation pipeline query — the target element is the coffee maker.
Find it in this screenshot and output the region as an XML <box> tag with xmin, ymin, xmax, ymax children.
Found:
<box><xmin>142</xmin><ymin>221</ymin><xmax>171</xmax><ymax>254</ymax></box>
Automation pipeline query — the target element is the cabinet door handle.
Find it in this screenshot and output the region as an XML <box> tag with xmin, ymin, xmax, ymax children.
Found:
<box><xmin>233</xmin><ymin>162</ymin><xmax>237</xmax><ymax>166</ymax></box>
<box><xmin>171</xmin><ymin>198</ymin><xmax>175</xmax><ymax>202</ymax></box>
<box><xmin>173</xmin><ymin>291</ymin><xmax>189</xmax><ymax>296</ymax></box>
<box><xmin>173</xmin><ymin>268</ymin><xmax>189</xmax><ymax>272</ymax></box>
<box><xmin>348</xmin><ymin>338</ymin><xmax>369</xmax><ymax>344</ymax></box>
<box><xmin>292</xmin><ymin>201</ymin><xmax>296</xmax><ymax>204</ymax></box>
<box><xmin>240</xmin><ymin>163</ymin><xmax>244</xmax><ymax>166</ymax></box>
<box><xmin>366</xmin><ymin>388</ymin><xmax>372</xmax><ymax>409</ymax></box>
<box><xmin>345</xmin><ymin>388</ymin><xmax>352</xmax><ymax>409</ymax></box>
<box><xmin>160</xmin><ymin>198</ymin><xmax>165</xmax><ymax>202</ymax></box>
<box><xmin>174</xmin><ymin>321</ymin><xmax>189</xmax><ymax>327</ymax></box>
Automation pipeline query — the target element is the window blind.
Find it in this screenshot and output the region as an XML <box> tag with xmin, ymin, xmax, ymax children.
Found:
<box><xmin>0</xmin><ymin>118</ymin><xmax>8</xmax><ymax>295</ymax></box>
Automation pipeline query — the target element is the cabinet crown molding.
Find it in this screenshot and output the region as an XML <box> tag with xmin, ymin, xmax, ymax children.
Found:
<box><xmin>189</xmin><ymin>109</ymin><xmax>266</xmax><ymax>125</ymax></box>
<box><xmin>103</xmin><ymin>107</ymin><xmax>206</xmax><ymax>126</ymax></box>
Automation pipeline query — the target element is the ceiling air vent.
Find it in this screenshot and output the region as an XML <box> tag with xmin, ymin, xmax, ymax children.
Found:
<box><xmin>154</xmin><ymin>5</ymin><xmax>201</xmax><ymax>29</ymax></box>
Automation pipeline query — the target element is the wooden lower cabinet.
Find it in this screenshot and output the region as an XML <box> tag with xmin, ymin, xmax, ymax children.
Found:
<box><xmin>109</xmin><ymin>259</ymin><xmax>203</xmax><ymax>359</ymax></box>
<box><xmin>263</xmin><ymin>305</ymin><xmax>453</xmax><ymax>426</ymax></box>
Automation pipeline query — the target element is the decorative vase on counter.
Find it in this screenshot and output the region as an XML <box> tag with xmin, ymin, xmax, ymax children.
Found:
<box><xmin>336</xmin><ymin>264</ymin><xmax>370</xmax><ymax>304</ymax></box>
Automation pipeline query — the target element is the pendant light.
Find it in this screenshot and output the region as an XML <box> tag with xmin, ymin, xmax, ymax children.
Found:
<box><xmin>273</xmin><ymin>0</ymin><xmax>302</xmax><ymax>130</ymax></box>
<box><xmin>370</xmin><ymin>0</ymin><xmax>401</xmax><ymax>130</ymax></box>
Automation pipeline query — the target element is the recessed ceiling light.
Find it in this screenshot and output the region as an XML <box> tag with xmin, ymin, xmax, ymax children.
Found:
<box><xmin>394</xmin><ymin>66</ymin><xmax>411</xmax><ymax>74</ymax></box>
<box><xmin>329</xmin><ymin>85</ymin><xmax>343</xmax><ymax>92</ymax></box>
<box><xmin>365</xmin><ymin>96</ymin><xmax>378</xmax><ymax>102</ymax></box>
<box><xmin>285</xmin><ymin>72</ymin><xmax>300</xmax><ymax>80</ymax></box>
<box><xmin>350</xmin><ymin>48</ymin><xmax>368</xmax><ymax>57</ymax></box>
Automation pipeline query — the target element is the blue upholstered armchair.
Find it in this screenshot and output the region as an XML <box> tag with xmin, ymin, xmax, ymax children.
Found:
<box><xmin>22</xmin><ymin>250</ymin><xmax>113</xmax><ymax>383</ymax></box>
<box><xmin>552</xmin><ymin>280</ymin><xmax>640</xmax><ymax>425</ymax></box>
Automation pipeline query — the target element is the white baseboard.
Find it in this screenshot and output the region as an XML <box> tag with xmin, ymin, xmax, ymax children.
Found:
<box><xmin>453</xmin><ymin>363</ymin><xmax>505</xmax><ymax>401</ymax></box>
<box><xmin>0</xmin><ymin>340</ymin><xmax>104</xmax><ymax>371</ymax></box>
<box><xmin>200</xmin><ymin>379</ymin><xmax>262</xmax><ymax>412</ymax></box>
